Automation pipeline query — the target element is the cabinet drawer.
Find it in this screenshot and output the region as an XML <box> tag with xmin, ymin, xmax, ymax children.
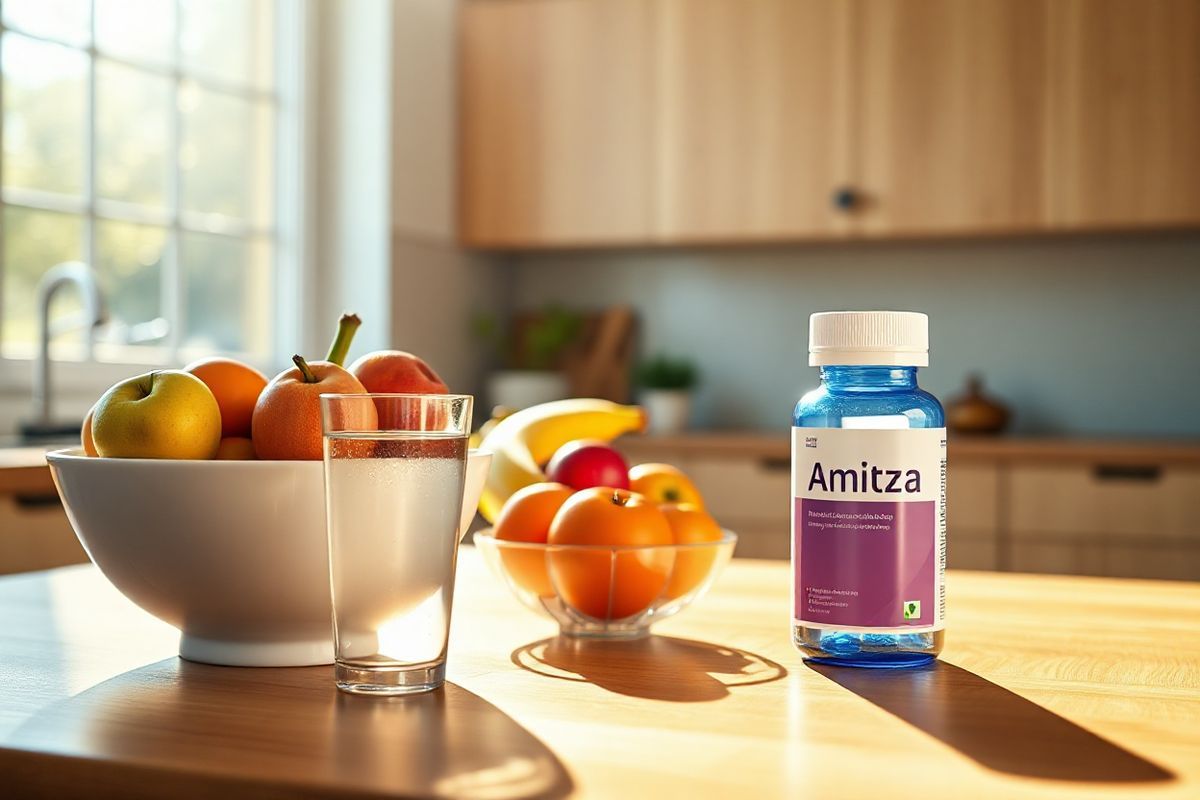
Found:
<box><xmin>948</xmin><ymin>463</ymin><xmax>1000</xmax><ymax>534</ymax></box>
<box><xmin>949</xmin><ymin>532</ymin><xmax>997</xmax><ymax>572</ymax></box>
<box><xmin>1009</xmin><ymin>465</ymin><xmax>1200</xmax><ymax>540</ymax></box>
<box><xmin>686</xmin><ymin>456</ymin><xmax>792</xmax><ymax>526</ymax></box>
<box><xmin>725</xmin><ymin>522</ymin><xmax>789</xmax><ymax>561</ymax></box>
<box><xmin>1011</xmin><ymin>541</ymin><xmax>1107</xmax><ymax>577</ymax></box>
<box><xmin>0</xmin><ymin>494</ymin><xmax>88</xmax><ymax>575</ymax></box>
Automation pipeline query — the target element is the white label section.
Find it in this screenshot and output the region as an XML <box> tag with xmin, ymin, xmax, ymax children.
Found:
<box><xmin>792</xmin><ymin>427</ymin><xmax>946</xmax><ymax>503</ymax></box>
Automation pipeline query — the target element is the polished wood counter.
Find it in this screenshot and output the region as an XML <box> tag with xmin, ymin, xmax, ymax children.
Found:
<box><xmin>1</xmin><ymin>550</ymin><xmax>1198</xmax><ymax>798</ymax></box>
<box><xmin>0</xmin><ymin>447</ymin><xmax>58</xmax><ymax>495</ymax></box>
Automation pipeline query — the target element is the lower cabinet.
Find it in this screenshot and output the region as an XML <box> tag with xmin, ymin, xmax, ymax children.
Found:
<box><xmin>683</xmin><ymin>456</ymin><xmax>791</xmax><ymax>560</ymax></box>
<box><xmin>947</xmin><ymin>463</ymin><xmax>1002</xmax><ymax>571</ymax></box>
<box><xmin>617</xmin><ymin>436</ymin><xmax>1200</xmax><ymax>581</ymax></box>
<box><xmin>1008</xmin><ymin>464</ymin><xmax>1200</xmax><ymax>580</ymax></box>
<box><xmin>614</xmin><ymin>447</ymin><xmax>793</xmax><ymax>559</ymax></box>
<box><xmin>0</xmin><ymin>494</ymin><xmax>88</xmax><ymax>575</ymax></box>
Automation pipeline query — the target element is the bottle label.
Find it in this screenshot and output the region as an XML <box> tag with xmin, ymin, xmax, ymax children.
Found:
<box><xmin>791</xmin><ymin>427</ymin><xmax>946</xmax><ymax>632</ymax></box>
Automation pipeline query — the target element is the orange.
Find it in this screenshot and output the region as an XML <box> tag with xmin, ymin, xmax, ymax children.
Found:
<box><xmin>81</xmin><ymin>403</ymin><xmax>98</xmax><ymax>456</ymax></box>
<box><xmin>547</xmin><ymin>488</ymin><xmax>673</xmax><ymax>619</ymax></box>
<box><xmin>185</xmin><ymin>357</ymin><xmax>268</xmax><ymax>438</ymax></box>
<box><xmin>493</xmin><ymin>482</ymin><xmax>574</xmax><ymax>596</ymax></box>
<box><xmin>252</xmin><ymin>357</ymin><xmax>373</xmax><ymax>460</ymax></box>
<box><xmin>629</xmin><ymin>463</ymin><xmax>704</xmax><ymax>508</ymax></box>
<box><xmin>661</xmin><ymin>503</ymin><xmax>722</xmax><ymax>599</ymax></box>
<box><xmin>215</xmin><ymin>437</ymin><xmax>256</xmax><ymax>460</ymax></box>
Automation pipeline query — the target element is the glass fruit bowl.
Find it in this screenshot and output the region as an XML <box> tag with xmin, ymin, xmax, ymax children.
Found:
<box><xmin>473</xmin><ymin>529</ymin><xmax>738</xmax><ymax>638</ymax></box>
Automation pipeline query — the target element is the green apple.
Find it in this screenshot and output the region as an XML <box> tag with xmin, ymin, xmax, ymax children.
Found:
<box><xmin>92</xmin><ymin>370</ymin><xmax>222</xmax><ymax>459</ymax></box>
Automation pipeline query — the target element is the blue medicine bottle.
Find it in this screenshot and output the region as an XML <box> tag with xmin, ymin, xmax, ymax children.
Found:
<box><xmin>791</xmin><ymin>311</ymin><xmax>946</xmax><ymax>667</ymax></box>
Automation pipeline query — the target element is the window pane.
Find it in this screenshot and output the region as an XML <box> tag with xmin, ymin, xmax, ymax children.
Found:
<box><xmin>95</xmin><ymin>220</ymin><xmax>165</xmax><ymax>347</ymax></box>
<box><xmin>96</xmin><ymin>61</ymin><xmax>171</xmax><ymax>207</ymax></box>
<box><xmin>182</xmin><ymin>233</ymin><xmax>270</xmax><ymax>354</ymax></box>
<box><xmin>180</xmin><ymin>0</ymin><xmax>274</xmax><ymax>90</ymax></box>
<box><xmin>2</xmin><ymin>34</ymin><xmax>87</xmax><ymax>196</ymax></box>
<box><xmin>1</xmin><ymin>207</ymin><xmax>83</xmax><ymax>351</ymax></box>
<box><xmin>2</xmin><ymin>0</ymin><xmax>90</xmax><ymax>46</ymax></box>
<box><xmin>95</xmin><ymin>0</ymin><xmax>175</xmax><ymax>66</ymax></box>
<box><xmin>180</xmin><ymin>86</ymin><xmax>273</xmax><ymax>225</ymax></box>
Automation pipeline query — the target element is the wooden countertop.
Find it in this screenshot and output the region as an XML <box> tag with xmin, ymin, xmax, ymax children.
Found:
<box><xmin>618</xmin><ymin>431</ymin><xmax>1200</xmax><ymax>465</ymax></box>
<box><xmin>0</xmin><ymin>447</ymin><xmax>59</xmax><ymax>495</ymax></box>
<box><xmin>2</xmin><ymin>551</ymin><xmax>1198</xmax><ymax>799</ymax></box>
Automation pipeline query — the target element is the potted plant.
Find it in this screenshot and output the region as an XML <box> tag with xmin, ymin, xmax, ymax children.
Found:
<box><xmin>473</xmin><ymin>307</ymin><xmax>583</xmax><ymax>410</ymax></box>
<box><xmin>635</xmin><ymin>355</ymin><xmax>698</xmax><ymax>435</ymax></box>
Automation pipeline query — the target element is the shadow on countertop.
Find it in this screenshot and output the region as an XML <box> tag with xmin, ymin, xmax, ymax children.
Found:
<box><xmin>8</xmin><ymin>657</ymin><xmax>574</xmax><ymax>800</ymax></box>
<box><xmin>808</xmin><ymin>661</ymin><xmax>1174</xmax><ymax>784</ymax></box>
<box><xmin>513</xmin><ymin>634</ymin><xmax>787</xmax><ymax>702</ymax></box>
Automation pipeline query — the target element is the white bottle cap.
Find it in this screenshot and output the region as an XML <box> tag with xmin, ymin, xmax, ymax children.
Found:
<box><xmin>809</xmin><ymin>311</ymin><xmax>929</xmax><ymax>367</ymax></box>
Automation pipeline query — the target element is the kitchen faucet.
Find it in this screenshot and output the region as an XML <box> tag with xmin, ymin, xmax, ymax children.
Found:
<box><xmin>29</xmin><ymin>261</ymin><xmax>107</xmax><ymax>430</ymax></box>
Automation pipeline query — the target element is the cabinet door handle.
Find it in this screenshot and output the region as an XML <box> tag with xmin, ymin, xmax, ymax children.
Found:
<box><xmin>831</xmin><ymin>187</ymin><xmax>858</xmax><ymax>211</ymax></box>
<box><xmin>759</xmin><ymin>457</ymin><xmax>791</xmax><ymax>472</ymax></box>
<box><xmin>1092</xmin><ymin>464</ymin><xmax>1162</xmax><ymax>482</ymax></box>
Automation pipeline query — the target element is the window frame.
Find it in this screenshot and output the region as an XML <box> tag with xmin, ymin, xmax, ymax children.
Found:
<box><xmin>0</xmin><ymin>0</ymin><xmax>314</xmax><ymax>393</ymax></box>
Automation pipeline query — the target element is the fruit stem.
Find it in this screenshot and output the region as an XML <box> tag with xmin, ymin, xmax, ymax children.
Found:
<box><xmin>611</xmin><ymin>490</ymin><xmax>629</xmax><ymax>507</ymax></box>
<box><xmin>325</xmin><ymin>312</ymin><xmax>361</xmax><ymax>366</ymax></box>
<box><xmin>292</xmin><ymin>354</ymin><xmax>319</xmax><ymax>383</ymax></box>
<box><xmin>139</xmin><ymin>371</ymin><xmax>157</xmax><ymax>397</ymax></box>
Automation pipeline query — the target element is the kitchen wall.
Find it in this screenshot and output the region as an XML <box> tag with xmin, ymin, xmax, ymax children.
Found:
<box><xmin>510</xmin><ymin>233</ymin><xmax>1200</xmax><ymax>437</ymax></box>
<box><xmin>388</xmin><ymin>0</ymin><xmax>507</xmax><ymax>396</ymax></box>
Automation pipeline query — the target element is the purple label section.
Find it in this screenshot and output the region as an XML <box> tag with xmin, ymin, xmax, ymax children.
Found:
<box><xmin>795</xmin><ymin>498</ymin><xmax>935</xmax><ymax>628</ymax></box>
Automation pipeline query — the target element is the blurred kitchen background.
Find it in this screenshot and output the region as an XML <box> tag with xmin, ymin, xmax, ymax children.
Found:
<box><xmin>1</xmin><ymin>1</ymin><xmax>1198</xmax><ymax>579</ymax></box>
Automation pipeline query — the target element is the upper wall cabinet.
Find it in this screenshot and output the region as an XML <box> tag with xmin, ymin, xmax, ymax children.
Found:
<box><xmin>852</xmin><ymin>0</ymin><xmax>1049</xmax><ymax>235</ymax></box>
<box><xmin>458</xmin><ymin>0</ymin><xmax>662</xmax><ymax>245</ymax></box>
<box><xmin>458</xmin><ymin>0</ymin><xmax>656</xmax><ymax>247</ymax></box>
<box><xmin>1046</xmin><ymin>0</ymin><xmax>1200</xmax><ymax>228</ymax></box>
<box><xmin>457</xmin><ymin>0</ymin><xmax>1200</xmax><ymax>248</ymax></box>
<box><xmin>656</xmin><ymin>0</ymin><xmax>852</xmax><ymax>241</ymax></box>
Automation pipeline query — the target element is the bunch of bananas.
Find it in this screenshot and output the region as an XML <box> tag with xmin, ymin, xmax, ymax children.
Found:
<box><xmin>475</xmin><ymin>399</ymin><xmax>646</xmax><ymax>522</ymax></box>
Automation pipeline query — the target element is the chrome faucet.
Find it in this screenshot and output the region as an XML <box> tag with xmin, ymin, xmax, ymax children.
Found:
<box><xmin>31</xmin><ymin>261</ymin><xmax>107</xmax><ymax>427</ymax></box>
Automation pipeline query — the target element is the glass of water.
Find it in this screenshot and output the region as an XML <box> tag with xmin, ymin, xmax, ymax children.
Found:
<box><xmin>320</xmin><ymin>393</ymin><xmax>473</xmax><ymax>695</ymax></box>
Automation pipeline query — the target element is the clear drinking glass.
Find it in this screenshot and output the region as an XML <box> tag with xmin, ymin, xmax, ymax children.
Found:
<box><xmin>320</xmin><ymin>393</ymin><xmax>473</xmax><ymax>695</ymax></box>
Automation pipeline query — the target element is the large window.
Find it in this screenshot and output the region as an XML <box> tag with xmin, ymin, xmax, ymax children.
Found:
<box><xmin>0</xmin><ymin>0</ymin><xmax>282</xmax><ymax>365</ymax></box>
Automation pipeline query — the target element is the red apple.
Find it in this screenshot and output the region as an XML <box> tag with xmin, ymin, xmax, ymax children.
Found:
<box><xmin>348</xmin><ymin>350</ymin><xmax>448</xmax><ymax>394</ymax></box>
<box><xmin>546</xmin><ymin>440</ymin><xmax>631</xmax><ymax>491</ymax></box>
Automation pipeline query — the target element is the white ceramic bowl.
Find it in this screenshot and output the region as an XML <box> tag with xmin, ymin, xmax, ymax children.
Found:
<box><xmin>46</xmin><ymin>448</ymin><xmax>491</xmax><ymax>667</ymax></box>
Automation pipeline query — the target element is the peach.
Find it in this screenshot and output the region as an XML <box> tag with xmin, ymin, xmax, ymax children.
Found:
<box><xmin>349</xmin><ymin>350</ymin><xmax>448</xmax><ymax>394</ymax></box>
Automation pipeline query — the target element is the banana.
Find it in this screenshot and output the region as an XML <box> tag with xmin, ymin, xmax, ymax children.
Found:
<box><xmin>476</xmin><ymin>398</ymin><xmax>646</xmax><ymax>522</ymax></box>
<box><xmin>468</xmin><ymin>406</ymin><xmax>513</xmax><ymax>449</ymax></box>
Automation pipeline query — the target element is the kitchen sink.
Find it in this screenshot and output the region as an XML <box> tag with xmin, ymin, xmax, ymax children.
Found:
<box><xmin>4</xmin><ymin>421</ymin><xmax>82</xmax><ymax>450</ymax></box>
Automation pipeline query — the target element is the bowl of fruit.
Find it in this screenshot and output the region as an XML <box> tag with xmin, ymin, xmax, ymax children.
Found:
<box><xmin>47</xmin><ymin>314</ymin><xmax>490</xmax><ymax>667</ymax></box>
<box><xmin>473</xmin><ymin>404</ymin><xmax>737</xmax><ymax>638</ymax></box>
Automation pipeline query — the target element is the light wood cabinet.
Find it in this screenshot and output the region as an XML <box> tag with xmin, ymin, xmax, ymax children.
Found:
<box><xmin>852</xmin><ymin>0</ymin><xmax>1049</xmax><ymax>235</ymax></box>
<box><xmin>458</xmin><ymin>0</ymin><xmax>656</xmax><ymax>246</ymax></box>
<box><xmin>683</xmin><ymin>454</ymin><xmax>792</xmax><ymax>559</ymax></box>
<box><xmin>947</xmin><ymin>462</ymin><xmax>1001</xmax><ymax>570</ymax></box>
<box><xmin>616</xmin><ymin>433</ymin><xmax>1200</xmax><ymax>580</ymax></box>
<box><xmin>1046</xmin><ymin>0</ymin><xmax>1200</xmax><ymax>228</ymax></box>
<box><xmin>458</xmin><ymin>0</ymin><xmax>1200</xmax><ymax>246</ymax></box>
<box><xmin>0</xmin><ymin>495</ymin><xmax>87</xmax><ymax>575</ymax></box>
<box><xmin>1008</xmin><ymin>464</ymin><xmax>1200</xmax><ymax>580</ymax></box>
<box><xmin>656</xmin><ymin>0</ymin><xmax>852</xmax><ymax>240</ymax></box>
<box><xmin>1009</xmin><ymin>465</ymin><xmax>1200</xmax><ymax>542</ymax></box>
